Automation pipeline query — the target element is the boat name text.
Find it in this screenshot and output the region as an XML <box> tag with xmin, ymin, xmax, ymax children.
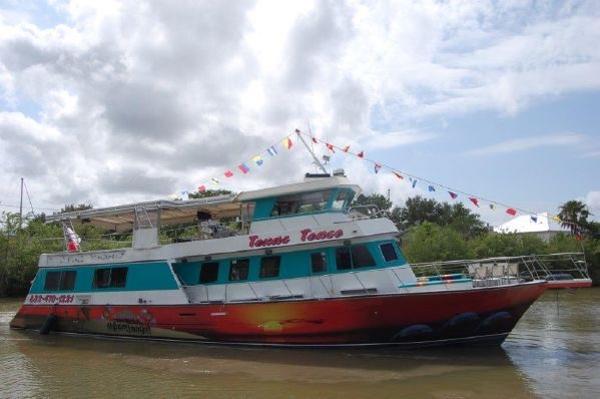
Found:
<box><xmin>248</xmin><ymin>228</ymin><xmax>344</xmax><ymax>248</ymax></box>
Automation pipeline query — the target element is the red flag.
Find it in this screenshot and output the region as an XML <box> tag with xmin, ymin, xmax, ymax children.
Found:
<box><xmin>198</xmin><ymin>185</ymin><xmax>206</xmax><ymax>193</ymax></box>
<box><xmin>374</xmin><ymin>163</ymin><xmax>381</xmax><ymax>174</ymax></box>
<box><xmin>283</xmin><ymin>137</ymin><xmax>293</xmax><ymax>150</ymax></box>
<box><xmin>448</xmin><ymin>191</ymin><xmax>458</xmax><ymax>199</ymax></box>
<box><xmin>357</xmin><ymin>151</ymin><xmax>364</xmax><ymax>158</ymax></box>
<box><xmin>326</xmin><ymin>143</ymin><xmax>335</xmax><ymax>153</ymax></box>
<box><xmin>224</xmin><ymin>170</ymin><xmax>233</xmax><ymax>178</ymax></box>
<box><xmin>343</xmin><ymin>145</ymin><xmax>350</xmax><ymax>153</ymax></box>
<box><xmin>506</xmin><ymin>208</ymin><xmax>517</xmax><ymax>216</ymax></box>
<box><xmin>469</xmin><ymin>197</ymin><xmax>479</xmax><ymax>207</ymax></box>
<box><xmin>311</xmin><ymin>137</ymin><xmax>318</xmax><ymax>144</ymax></box>
<box><xmin>393</xmin><ymin>171</ymin><xmax>404</xmax><ymax>180</ymax></box>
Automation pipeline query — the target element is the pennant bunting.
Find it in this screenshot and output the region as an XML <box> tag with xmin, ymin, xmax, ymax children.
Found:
<box><xmin>357</xmin><ymin>151</ymin><xmax>364</xmax><ymax>158</ymax></box>
<box><xmin>326</xmin><ymin>143</ymin><xmax>335</xmax><ymax>153</ymax></box>
<box><xmin>252</xmin><ymin>155</ymin><xmax>264</xmax><ymax>166</ymax></box>
<box><xmin>267</xmin><ymin>146</ymin><xmax>278</xmax><ymax>156</ymax></box>
<box><xmin>311</xmin><ymin>137</ymin><xmax>318</xmax><ymax>144</ymax></box>
<box><xmin>283</xmin><ymin>137</ymin><xmax>293</xmax><ymax>150</ymax></box>
<box><xmin>374</xmin><ymin>163</ymin><xmax>381</xmax><ymax>174</ymax></box>
<box><xmin>506</xmin><ymin>208</ymin><xmax>517</xmax><ymax>216</ymax></box>
<box><xmin>412</xmin><ymin>179</ymin><xmax>417</xmax><ymax>188</ymax></box>
<box><xmin>489</xmin><ymin>203</ymin><xmax>495</xmax><ymax>210</ymax></box>
<box><xmin>211</xmin><ymin>177</ymin><xmax>220</xmax><ymax>185</ymax></box>
<box><xmin>530</xmin><ymin>215</ymin><xmax>538</xmax><ymax>223</ymax></box>
<box><xmin>552</xmin><ymin>215</ymin><xmax>561</xmax><ymax>222</ymax></box>
<box><xmin>238</xmin><ymin>163</ymin><xmax>250</xmax><ymax>174</ymax></box>
<box><xmin>428</xmin><ymin>185</ymin><xmax>436</xmax><ymax>192</ymax></box>
<box><xmin>468</xmin><ymin>197</ymin><xmax>479</xmax><ymax>207</ymax></box>
<box><xmin>343</xmin><ymin>145</ymin><xmax>350</xmax><ymax>153</ymax></box>
<box><xmin>448</xmin><ymin>191</ymin><xmax>458</xmax><ymax>199</ymax></box>
<box><xmin>224</xmin><ymin>170</ymin><xmax>233</xmax><ymax>178</ymax></box>
<box><xmin>393</xmin><ymin>171</ymin><xmax>404</xmax><ymax>180</ymax></box>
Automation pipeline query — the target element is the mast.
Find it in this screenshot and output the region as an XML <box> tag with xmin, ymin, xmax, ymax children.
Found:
<box><xmin>19</xmin><ymin>177</ymin><xmax>23</xmax><ymax>230</ymax></box>
<box><xmin>295</xmin><ymin>129</ymin><xmax>328</xmax><ymax>174</ymax></box>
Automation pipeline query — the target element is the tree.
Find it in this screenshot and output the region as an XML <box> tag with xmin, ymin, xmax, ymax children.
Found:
<box><xmin>558</xmin><ymin>200</ymin><xmax>590</xmax><ymax>236</ymax></box>
<box><xmin>352</xmin><ymin>193</ymin><xmax>392</xmax><ymax>212</ymax></box>
<box><xmin>402</xmin><ymin>222</ymin><xmax>471</xmax><ymax>263</ymax></box>
<box><xmin>61</xmin><ymin>203</ymin><xmax>94</xmax><ymax>213</ymax></box>
<box><xmin>189</xmin><ymin>189</ymin><xmax>234</xmax><ymax>199</ymax></box>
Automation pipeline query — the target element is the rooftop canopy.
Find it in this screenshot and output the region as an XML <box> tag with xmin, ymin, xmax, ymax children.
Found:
<box><xmin>45</xmin><ymin>174</ymin><xmax>360</xmax><ymax>232</ymax></box>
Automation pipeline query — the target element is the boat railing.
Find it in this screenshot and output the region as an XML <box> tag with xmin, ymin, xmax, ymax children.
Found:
<box><xmin>410</xmin><ymin>252</ymin><xmax>590</xmax><ymax>287</ymax></box>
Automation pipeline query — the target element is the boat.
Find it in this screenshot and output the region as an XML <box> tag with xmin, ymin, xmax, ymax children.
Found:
<box><xmin>10</xmin><ymin>172</ymin><xmax>548</xmax><ymax>347</ymax></box>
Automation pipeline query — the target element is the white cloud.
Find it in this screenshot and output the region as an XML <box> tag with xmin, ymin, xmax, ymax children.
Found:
<box><xmin>586</xmin><ymin>191</ymin><xmax>600</xmax><ymax>218</ymax></box>
<box><xmin>465</xmin><ymin>132</ymin><xmax>586</xmax><ymax>156</ymax></box>
<box><xmin>0</xmin><ymin>0</ymin><xmax>599</xmax><ymax>211</ymax></box>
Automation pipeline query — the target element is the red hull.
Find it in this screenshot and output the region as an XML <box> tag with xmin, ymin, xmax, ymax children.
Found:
<box><xmin>10</xmin><ymin>282</ymin><xmax>546</xmax><ymax>347</ymax></box>
<box><xmin>546</xmin><ymin>280</ymin><xmax>593</xmax><ymax>289</ymax></box>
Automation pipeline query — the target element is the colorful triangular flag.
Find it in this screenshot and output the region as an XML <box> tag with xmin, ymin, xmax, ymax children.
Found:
<box><xmin>357</xmin><ymin>151</ymin><xmax>364</xmax><ymax>158</ymax></box>
<box><xmin>267</xmin><ymin>146</ymin><xmax>278</xmax><ymax>156</ymax></box>
<box><xmin>211</xmin><ymin>177</ymin><xmax>220</xmax><ymax>185</ymax></box>
<box><xmin>506</xmin><ymin>208</ymin><xmax>517</xmax><ymax>216</ymax></box>
<box><xmin>238</xmin><ymin>163</ymin><xmax>250</xmax><ymax>174</ymax></box>
<box><xmin>489</xmin><ymin>203</ymin><xmax>495</xmax><ymax>210</ymax></box>
<box><xmin>224</xmin><ymin>170</ymin><xmax>233</xmax><ymax>178</ymax></box>
<box><xmin>252</xmin><ymin>155</ymin><xmax>263</xmax><ymax>166</ymax></box>
<box><xmin>411</xmin><ymin>179</ymin><xmax>417</xmax><ymax>188</ymax></box>
<box><xmin>326</xmin><ymin>143</ymin><xmax>335</xmax><ymax>153</ymax></box>
<box><xmin>393</xmin><ymin>171</ymin><xmax>404</xmax><ymax>180</ymax></box>
<box><xmin>311</xmin><ymin>137</ymin><xmax>318</xmax><ymax>144</ymax></box>
<box><xmin>283</xmin><ymin>137</ymin><xmax>293</xmax><ymax>150</ymax></box>
<box><xmin>428</xmin><ymin>185</ymin><xmax>435</xmax><ymax>192</ymax></box>
<box><xmin>448</xmin><ymin>191</ymin><xmax>458</xmax><ymax>199</ymax></box>
<box><xmin>343</xmin><ymin>145</ymin><xmax>350</xmax><ymax>153</ymax></box>
<box><xmin>469</xmin><ymin>197</ymin><xmax>479</xmax><ymax>207</ymax></box>
<box><xmin>374</xmin><ymin>163</ymin><xmax>381</xmax><ymax>174</ymax></box>
<box><xmin>530</xmin><ymin>215</ymin><xmax>538</xmax><ymax>223</ymax></box>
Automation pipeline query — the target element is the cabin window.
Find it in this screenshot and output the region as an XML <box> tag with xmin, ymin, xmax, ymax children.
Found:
<box><xmin>93</xmin><ymin>268</ymin><xmax>111</xmax><ymax>288</ymax></box>
<box><xmin>229</xmin><ymin>259</ymin><xmax>250</xmax><ymax>281</ymax></box>
<box><xmin>335</xmin><ymin>247</ymin><xmax>352</xmax><ymax>270</ymax></box>
<box><xmin>199</xmin><ymin>262</ymin><xmax>219</xmax><ymax>283</ymax></box>
<box><xmin>380</xmin><ymin>243</ymin><xmax>398</xmax><ymax>262</ymax></box>
<box><xmin>271</xmin><ymin>190</ymin><xmax>331</xmax><ymax>216</ymax></box>
<box><xmin>110</xmin><ymin>267</ymin><xmax>128</xmax><ymax>288</ymax></box>
<box><xmin>336</xmin><ymin>245</ymin><xmax>376</xmax><ymax>270</ymax></box>
<box><xmin>310</xmin><ymin>252</ymin><xmax>327</xmax><ymax>273</ymax></box>
<box><xmin>260</xmin><ymin>256</ymin><xmax>281</xmax><ymax>278</ymax></box>
<box><xmin>59</xmin><ymin>270</ymin><xmax>77</xmax><ymax>290</ymax></box>
<box><xmin>44</xmin><ymin>271</ymin><xmax>61</xmax><ymax>291</ymax></box>
<box><xmin>351</xmin><ymin>245</ymin><xmax>376</xmax><ymax>268</ymax></box>
<box><xmin>93</xmin><ymin>267</ymin><xmax>128</xmax><ymax>289</ymax></box>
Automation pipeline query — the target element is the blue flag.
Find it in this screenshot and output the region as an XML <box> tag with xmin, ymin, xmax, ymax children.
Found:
<box><xmin>428</xmin><ymin>185</ymin><xmax>435</xmax><ymax>192</ymax></box>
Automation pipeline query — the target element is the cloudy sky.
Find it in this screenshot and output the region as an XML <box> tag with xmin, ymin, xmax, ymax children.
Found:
<box><xmin>0</xmin><ymin>0</ymin><xmax>599</xmax><ymax>224</ymax></box>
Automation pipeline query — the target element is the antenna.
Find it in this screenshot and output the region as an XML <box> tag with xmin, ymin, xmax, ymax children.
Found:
<box><xmin>295</xmin><ymin>129</ymin><xmax>328</xmax><ymax>174</ymax></box>
<box><xmin>19</xmin><ymin>177</ymin><xmax>23</xmax><ymax>230</ymax></box>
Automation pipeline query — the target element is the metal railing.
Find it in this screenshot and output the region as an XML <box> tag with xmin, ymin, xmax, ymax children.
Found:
<box><xmin>410</xmin><ymin>252</ymin><xmax>590</xmax><ymax>288</ymax></box>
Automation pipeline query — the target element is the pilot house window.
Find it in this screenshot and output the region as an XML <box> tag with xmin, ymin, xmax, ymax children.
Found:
<box><xmin>310</xmin><ymin>252</ymin><xmax>327</xmax><ymax>273</ymax></box>
<box><xmin>380</xmin><ymin>243</ymin><xmax>398</xmax><ymax>262</ymax></box>
<box><xmin>271</xmin><ymin>190</ymin><xmax>331</xmax><ymax>216</ymax></box>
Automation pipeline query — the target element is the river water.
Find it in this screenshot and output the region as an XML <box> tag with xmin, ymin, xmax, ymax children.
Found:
<box><xmin>1</xmin><ymin>289</ymin><xmax>599</xmax><ymax>399</ymax></box>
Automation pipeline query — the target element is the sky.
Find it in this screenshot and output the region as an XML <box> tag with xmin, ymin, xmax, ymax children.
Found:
<box><xmin>0</xmin><ymin>0</ymin><xmax>599</xmax><ymax>226</ymax></box>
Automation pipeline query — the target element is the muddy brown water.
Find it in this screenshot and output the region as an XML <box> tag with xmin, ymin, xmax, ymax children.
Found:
<box><xmin>1</xmin><ymin>289</ymin><xmax>599</xmax><ymax>398</ymax></box>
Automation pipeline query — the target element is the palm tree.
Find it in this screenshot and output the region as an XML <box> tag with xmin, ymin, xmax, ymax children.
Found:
<box><xmin>558</xmin><ymin>200</ymin><xmax>590</xmax><ymax>236</ymax></box>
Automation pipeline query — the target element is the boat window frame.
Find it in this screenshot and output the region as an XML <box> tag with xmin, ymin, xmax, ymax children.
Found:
<box><xmin>229</xmin><ymin>258</ymin><xmax>250</xmax><ymax>282</ymax></box>
<box><xmin>310</xmin><ymin>251</ymin><xmax>328</xmax><ymax>274</ymax></box>
<box><xmin>92</xmin><ymin>267</ymin><xmax>128</xmax><ymax>289</ymax></box>
<box><xmin>199</xmin><ymin>261</ymin><xmax>220</xmax><ymax>284</ymax></box>
<box><xmin>380</xmin><ymin>242</ymin><xmax>398</xmax><ymax>262</ymax></box>
<box><xmin>43</xmin><ymin>271</ymin><xmax>62</xmax><ymax>291</ymax></box>
<box><xmin>259</xmin><ymin>256</ymin><xmax>281</xmax><ymax>279</ymax></box>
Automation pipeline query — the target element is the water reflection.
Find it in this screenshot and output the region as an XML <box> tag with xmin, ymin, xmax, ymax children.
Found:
<box><xmin>2</xmin><ymin>289</ymin><xmax>599</xmax><ymax>399</ymax></box>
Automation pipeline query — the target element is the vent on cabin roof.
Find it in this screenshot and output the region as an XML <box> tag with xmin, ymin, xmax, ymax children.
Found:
<box><xmin>304</xmin><ymin>172</ymin><xmax>331</xmax><ymax>179</ymax></box>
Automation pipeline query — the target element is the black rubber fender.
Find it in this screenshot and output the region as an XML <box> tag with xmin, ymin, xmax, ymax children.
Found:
<box><xmin>39</xmin><ymin>314</ymin><xmax>58</xmax><ymax>335</ymax></box>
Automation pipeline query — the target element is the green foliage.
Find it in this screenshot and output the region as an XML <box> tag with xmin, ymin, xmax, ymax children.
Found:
<box><xmin>402</xmin><ymin>222</ymin><xmax>471</xmax><ymax>262</ymax></box>
<box><xmin>353</xmin><ymin>193</ymin><xmax>393</xmax><ymax>211</ymax></box>
<box><xmin>469</xmin><ymin>233</ymin><xmax>546</xmax><ymax>258</ymax></box>
<box><xmin>189</xmin><ymin>189</ymin><xmax>233</xmax><ymax>199</ymax></box>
